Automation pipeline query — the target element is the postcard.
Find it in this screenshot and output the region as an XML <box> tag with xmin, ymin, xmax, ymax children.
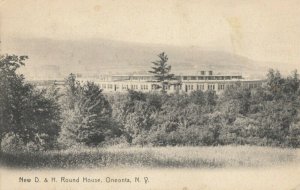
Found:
<box><xmin>0</xmin><ymin>0</ymin><xmax>300</xmax><ymax>189</ymax></box>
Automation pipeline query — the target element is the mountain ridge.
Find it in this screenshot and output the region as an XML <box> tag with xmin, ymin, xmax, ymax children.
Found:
<box><xmin>2</xmin><ymin>37</ymin><xmax>272</xmax><ymax>79</ymax></box>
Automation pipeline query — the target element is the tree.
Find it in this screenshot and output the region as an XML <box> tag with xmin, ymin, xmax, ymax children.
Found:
<box><xmin>59</xmin><ymin>74</ymin><xmax>119</xmax><ymax>146</ymax></box>
<box><xmin>0</xmin><ymin>54</ymin><xmax>27</xmax><ymax>150</ymax></box>
<box><xmin>0</xmin><ymin>54</ymin><xmax>61</xmax><ymax>151</ymax></box>
<box><xmin>266</xmin><ymin>69</ymin><xmax>285</xmax><ymax>100</ymax></box>
<box><xmin>149</xmin><ymin>52</ymin><xmax>175</xmax><ymax>92</ymax></box>
<box><xmin>219</xmin><ymin>83</ymin><xmax>251</xmax><ymax>115</ymax></box>
<box><xmin>109</xmin><ymin>90</ymin><xmax>159</xmax><ymax>144</ymax></box>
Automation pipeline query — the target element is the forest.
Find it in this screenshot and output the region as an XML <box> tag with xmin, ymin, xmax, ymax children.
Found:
<box><xmin>1</xmin><ymin>54</ymin><xmax>300</xmax><ymax>152</ymax></box>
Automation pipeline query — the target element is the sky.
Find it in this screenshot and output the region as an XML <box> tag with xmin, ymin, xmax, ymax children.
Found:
<box><xmin>1</xmin><ymin>0</ymin><xmax>300</xmax><ymax>70</ymax></box>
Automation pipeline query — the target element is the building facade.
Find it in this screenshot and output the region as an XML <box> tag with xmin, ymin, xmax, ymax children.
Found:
<box><xmin>76</xmin><ymin>71</ymin><xmax>264</xmax><ymax>94</ymax></box>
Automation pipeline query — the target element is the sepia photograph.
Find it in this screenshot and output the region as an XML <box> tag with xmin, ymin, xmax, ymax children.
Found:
<box><xmin>0</xmin><ymin>0</ymin><xmax>300</xmax><ymax>189</ymax></box>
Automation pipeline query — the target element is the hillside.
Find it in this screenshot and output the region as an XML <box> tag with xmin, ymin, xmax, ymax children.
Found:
<box><xmin>2</xmin><ymin>37</ymin><xmax>270</xmax><ymax>79</ymax></box>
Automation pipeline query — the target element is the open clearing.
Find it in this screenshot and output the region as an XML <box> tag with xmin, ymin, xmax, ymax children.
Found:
<box><xmin>0</xmin><ymin>146</ymin><xmax>299</xmax><ymax>169</ymax></box>
<box><xmin>1</xmin><ymin>146</ymin><xmax>300</xmax><ymax>190</ymax></box>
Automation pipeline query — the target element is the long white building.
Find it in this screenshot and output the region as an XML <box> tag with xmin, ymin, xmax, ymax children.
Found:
<box><xmin>76</xmin><ymin>71</ymin><xmax>264</xmax><ymax>94</ymax></box>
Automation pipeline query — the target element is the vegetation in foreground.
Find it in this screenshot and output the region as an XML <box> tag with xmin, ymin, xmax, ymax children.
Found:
<box><xmin>1</xmin><ymin>53</ymin><xmax>300</xmax><ymax>153</ymax></box>
<box><xmin>0</xmin><ymin>146</ymin><xmax>299</xmax><ymax>169</ymax></box>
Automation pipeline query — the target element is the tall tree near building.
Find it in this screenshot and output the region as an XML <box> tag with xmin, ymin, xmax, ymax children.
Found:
<box><xmin>149</xmin><ymin>52</ymin><xmax>175</xmax><ymax>92</ymax></box>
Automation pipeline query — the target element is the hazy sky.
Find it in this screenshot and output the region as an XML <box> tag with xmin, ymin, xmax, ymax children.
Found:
<box><xmin>1</xmin><ymin>0</ymin><xmax>300</xmax><ymax>70</ymax></box>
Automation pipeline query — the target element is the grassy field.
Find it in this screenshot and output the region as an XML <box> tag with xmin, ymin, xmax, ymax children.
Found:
<box><xmin>0</xmin><ymin>146</ymin><xmax>299</xmax><ymax>169</ymax></box>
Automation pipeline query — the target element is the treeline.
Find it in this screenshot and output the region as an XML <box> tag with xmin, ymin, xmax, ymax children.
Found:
<box><xmin>108</xmin><ymin>70</ymin><xmax>300</xmax><ymax>147</ymax></box>
<box><xmin>1</xmin><ymin>54</ymin><xmax>300</xmax><ymax>151</ymax></box>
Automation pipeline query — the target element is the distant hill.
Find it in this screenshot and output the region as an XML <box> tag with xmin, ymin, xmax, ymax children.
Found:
<box><xmin>2</xmin><ymin>37</ymin><xmax>272</xmax><ymax>80</ymax></box>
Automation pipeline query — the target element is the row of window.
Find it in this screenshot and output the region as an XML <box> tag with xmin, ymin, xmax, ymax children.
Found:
<box><xmin>186</xmin><ymin>84</ymin><xmax>223</xmax><ymax>91</ymax></box>
<box><xmin>141</xmin><ymin>84</ymin><xmax>149</xmax><ymax>90</ymax></box>
<box><xmin>207</xmin><ymin>84</ymin><xmax>215</xmax><ymax>90</ymax></box>
<box><xmin>107</xmin><ymin>84</ymin><xmax>228</xmax><ymax>91</ymax></box>
<box><xmin>186</xmin><ymin>83</ymin><xmax>243</xmax><ymax>91</ymax></box>
<box><xmin>197</xmin><ymin>84</ymin><xmax>205</xmax><ymax>90</ymax></box>
<box><xmin>218</xmin><ymin>84</ymin><xmax>225</xmax><ymax>90</ymax></box>
<box><xmin>182</xmin><ymin>76</ymin><xmax>242</xmax><ymax>80</ymax></box>
<box><xmin>112</xmin><ymin>76</ymin><xmax>154</xmax><ymax>81</ymax></box>
<box><xmin>100</xmin><ymin>84</ymin><xmax>151</xmax><ymax>91</ymax></box>
<box><xmin>249</xmin><ymin>83</ymin><xmax>259</xmax><ymax>88</ymax></box>
<box><xmin>101</xmin><ymin>84</ymin><xmax>114</xmax><ymax>89</ymax></box>
<box><xmin>99</xmin><ymin>82</ymin><xmax>261</xmax><ymax>91</ymax></box>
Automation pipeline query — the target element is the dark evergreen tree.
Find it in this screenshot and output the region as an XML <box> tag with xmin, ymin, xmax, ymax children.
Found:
<box><xmin>149</xmin><ymin>52</ymin><xmax>175</xmax><ymax>92</ymax></box>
